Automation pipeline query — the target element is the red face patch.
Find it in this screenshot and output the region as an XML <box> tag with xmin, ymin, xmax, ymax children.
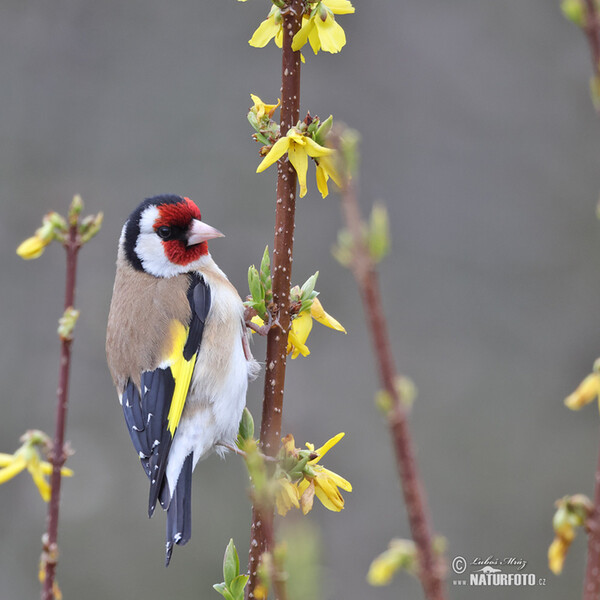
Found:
<box><xmin>154</xmin><ymin>198</ymin><xmax>208</xmax><ymax>266</ymax></box>
<box><xmin>155</xmin><ymin>198</ymin><xmax>201</xmax><ymax>227</ymax></box>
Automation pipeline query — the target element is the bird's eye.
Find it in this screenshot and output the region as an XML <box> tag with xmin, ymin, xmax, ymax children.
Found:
<box><xmin>156</xmin><ymin>226</ymin><xmax>172</xmax><ymax>240</ymax></box>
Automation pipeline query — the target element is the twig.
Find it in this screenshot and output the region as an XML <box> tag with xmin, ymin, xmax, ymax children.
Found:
<box><xmin>584</xmin><ymin>0</ymin><xmax>600</xmax><ymax>78</ymax></box>
<box><xmin>245</xmin><ymin>1</ymin><xmax>303</xmax><ymax>598</ymax></box>
<box><xmin>337</xmin><ymin>176</ymin><xmax>446</xmax><ymax>600</ymax></box>
<box><xmin>42</xmin><ymin>223</ymin><xmax>80</xmax><ymax>600</ymax></box>
<box><xmin>584</xmin><ymin>423</ymin><xmax>600</xmax><ymax>600</ymax></box>
<box><xmin>581</xmin><ymin>1</ymin><xmax>600</xmax><ymax>594</ymax></box>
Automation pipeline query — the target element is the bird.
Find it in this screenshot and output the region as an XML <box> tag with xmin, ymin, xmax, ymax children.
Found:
<box><xmin>106</xmin><ymin>194</ymin><xmax>259</xmax><ymax>565</ymax></box>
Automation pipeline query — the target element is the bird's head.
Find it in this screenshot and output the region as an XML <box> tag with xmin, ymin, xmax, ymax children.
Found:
<box><xmin>121</xmin><ymin>195</ymin><xmax>224</xmax><ymax>278</ymax></box>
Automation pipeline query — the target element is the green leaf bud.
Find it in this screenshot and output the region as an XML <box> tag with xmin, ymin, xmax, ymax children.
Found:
<box><xmin>223</xmin><ymin>539</ymin><xmax>239</xmax><ymax>588</ymax></box>
<box><xmin>314</xmin><ymin>114</ymin><xmax>334</xmax><ymax>146</ymax></box>
<box><xmin>300</xmin><ymin>271</ymin><xmax>319</xmax><ymax>300</ymax></box>
<box><xmin>368</xmin><ymin>203</ymin><xmax>391</xmax><ymax>262</ymax></box>
<box><xmin>561</xmin><ymin>0</ymin><xmax>586</xmax><ymax>26</ymax></box>
<box><xmin>58</xmin><ymin>307</ymin><xmax>80</xmax><ymax>341</ymax></box>
<box><xmin>237</xmin><ymin>407</ymin><xmax>255</xmax><ymax>445</ymax></box>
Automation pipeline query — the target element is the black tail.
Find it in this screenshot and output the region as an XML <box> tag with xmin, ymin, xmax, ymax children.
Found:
<box><xmin>165</xmin><ymin>453</ymin><xmax>193</xmax><ymax>566</ymax></box>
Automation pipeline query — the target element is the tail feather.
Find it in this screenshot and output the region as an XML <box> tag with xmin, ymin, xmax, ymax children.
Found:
<box><xmin>165</xmin><ymin>453</ymin><xmax>193</xmax><ymax>566</ymax></box>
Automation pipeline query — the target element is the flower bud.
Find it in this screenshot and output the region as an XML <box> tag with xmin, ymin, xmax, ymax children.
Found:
<box><xmin>565</xmin><ymin>373</ymin><xmax>600</xmax><ymax>410</ymax></box>
<box><xmin>16</xmin><ymin>236</ymin><xmax>48</xmax><ymax>260</ymax></box>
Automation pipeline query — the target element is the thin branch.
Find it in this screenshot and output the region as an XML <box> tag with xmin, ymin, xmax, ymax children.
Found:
<box><xmin>581</xmin><ymin>2</ymin><xmax>600</xmax><ymax>595</ymax></box>
<box><xmin>42</xmin><ymin>224</ymin><xmax>80</xmax><ymax>600</ymax></box>
<box><xmin>245</xmin><ymin>1</ymin><xmax>303</xmax><ymax>598</ymax></box>
<box><xmin>584</xmin><ymin>423</ymin><xmax>600</xmax><ymax>600</ymax></box>
<box><xmin>337</xmin><ymin>176</ymin><xmax>446</xmax><ymax>600</ymax></box>
<box><xmin>584</xmin><ymin>0</ymin><xmax>600</xmax><ymax>77</ymax></box>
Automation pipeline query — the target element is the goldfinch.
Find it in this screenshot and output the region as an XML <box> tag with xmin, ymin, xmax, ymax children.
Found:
<box><xmin>106</xmin><ymin>195</ymin><xmax>259</xmax><ymax>565</ymax></box>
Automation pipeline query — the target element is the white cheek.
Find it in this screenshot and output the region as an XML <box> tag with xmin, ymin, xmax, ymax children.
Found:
<box><xmin>135</xmin><ymin>234</ymin><xmax>177</xmax><ymax>278</ymax></box>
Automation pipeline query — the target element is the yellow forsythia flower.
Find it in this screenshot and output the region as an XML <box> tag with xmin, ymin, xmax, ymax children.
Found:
<box><xmin>292</xmin><ymin>0</ymin><xmax>355</xmax><ymax>55</ymax></box>
<box><xmin>249</xmin><ymin>5</ymin><xmax>283</xmax><ymax>48</ymax></box>
<box><xmin>0</xmin><ymin>434</ymin><xmax>73</xmax><ymax>502</ymax></box>
<box><xmin>287</xmin><ymin>297</ymin><xmax>346</xmax><ymax>359</ymax></box>
<box><xmin>275</xmin><ymin>477</ymin><xmax>300</xmax><ymax>516</ymax></box>
<box><xmin>367</xmin><ymin>539</ymin><xmax>417</xmax><ymax>586</ymax></box>
<box><xmin>315</xmin><ymin>155</ymin><xmax>341</xmax><ymax>198</ymax></box>
<box><xmin>298</xmin><ymin>432</ymin><xmax>352</xmax><ymax>513</ymax></box>
<box><xmin>250</xmin><ymin>93</ymin><xmax>280</xmax><ymax>120</ymax></box>
<box><xmin>257</xmin><ymin>128</ymin><xmax>335</xmax><ymax>198</ymax></box>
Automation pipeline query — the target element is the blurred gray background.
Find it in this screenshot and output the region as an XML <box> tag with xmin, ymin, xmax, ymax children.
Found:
<box><xmin>1</xmin><ymin>0</ymin><xmax>599</xmax><ymax>598</ymax></box>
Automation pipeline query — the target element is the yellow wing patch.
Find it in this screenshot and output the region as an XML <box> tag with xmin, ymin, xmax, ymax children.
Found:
<box><xmin>166</xmin><ymin>320</ymin><xmax>198</xmax><ymax>436</ymax></box>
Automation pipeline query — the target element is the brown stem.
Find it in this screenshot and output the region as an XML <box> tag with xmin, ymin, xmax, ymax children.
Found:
<box><xmin>584</xmin><ymin>425</ymin><xmax>600</xmax><ymax>600</ymax></box>
<box><xmin>42</xmin><ymin>225</ymin><xmax>80</xmax><ymax>600</ymax></box>
<box><xmin>338</xmin><ymin>177</ymin><xmax>446</xmax><ymax>600</ymax></box>
<box><xmin>245</xmin><ymin>1</ymin><xmax>303</xmax><ymax>598</ymax></box>
<box><xmin>584</xmin><ymin>0</ymin><xmax>600</xmax><ymax>76</ymax></box>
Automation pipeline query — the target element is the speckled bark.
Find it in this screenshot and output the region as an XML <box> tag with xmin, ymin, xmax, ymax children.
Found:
<box><xmin>245</xmin><ymin>2</ymin><xmax>303</xmax><ymax>599</ymax></box>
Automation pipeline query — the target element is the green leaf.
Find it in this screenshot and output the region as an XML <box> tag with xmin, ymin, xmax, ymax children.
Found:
<box><xmin>314</xmin><ymin>114</ymin><xmax>333</xmax><ymax>146</ymax></box>
<box><xmin>247</xmin><ymin>111</ymin><xmax>260</xmax><ymax>132</ymax></box>
<box><xmin>300</xmin><ymin>271</ymin><xmax>319</xmax><ymax>300</ymax></box>
<box><xmin>299</xmin><ymin>298</ymin><xmax>315</xmax><ymax>314</ymax></box>
<box><xmin>230</xmin><ymin>574</ymin><xmax>250</xmax><ymax>600</ymax></box>
<box><xmin>223</xmin><ymin>539</ymin><xmax>239</xmax><ymax>588</ymax></box>
<box><xmin>213</xmin><ymin>582</ymin><xmax>228</xmax><ymax>598</ymax></box>
<box><xmin>248</xmin><ymin>266</ymin><xmax>265</xmax><ymax>304</ymax></box>
<box><xmin>237</xmin><ymin>407</ymin><xmax>255</xmax><ymax>445</ymax></box>
<box><xmin>260</xmin><ymin>246</ymin><xmax>271</xmax><ymax>286</ymax></box>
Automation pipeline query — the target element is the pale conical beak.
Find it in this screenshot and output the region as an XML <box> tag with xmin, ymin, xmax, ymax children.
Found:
<box><xmin>186</xmin><ymin>219</ymin><xmax>225</xmax><ymax>246</ymax></box>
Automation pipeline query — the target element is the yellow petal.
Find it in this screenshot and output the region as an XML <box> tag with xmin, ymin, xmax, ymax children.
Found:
<box><xmin>250</xmin><ymin>94</ymin><xmax>280</xmax><ymax>120</ymax></box>
<box><xmin>275</xmin><ymin>478</ymin><xmax>300</xmax><ymax>516</ymax></box>
<box><xmin>307</xmin><ymin>21</ymin><xmax>322</xmax><ymax>54</ymax></box>
<box><xmin>565</xmin><ymin>373</ymin><xmax>600</xmax><ymax>410</ymax></box>
<box><xmin>299</xmin><ymin>478</ymin><xmax>315</xmax><ymax>515</ymax></box>
<box><xmin>367</xmin><ymin>549</ymin><xmax>401</xmax><ymax>586</ymax></box>
<box><xmin>28</xmin><ymin>462</ymin><xmax>51</xmax><ymax>502</ymax></box>
<box><xmin>287</xmin><ymin>331</ymin><xmax>311</xmax><ymax>358</ymax></box>
<box><xmin>315</xmin><ymin>164</ymin><xmax>329</xmax><ymax>198</ymax></box>
<box><xmin>314</xmin><ymin>13</ymin><xmax>347</xmax><ymax>54</ymax></box>
<box><xmin>548</xmin><ymin>537</ymin><xmax>569</xmax><ymax>575</ymax></box>
<box><xmin>39</xmin><ymin>461</ymin><xmax>74</xmax><ymax>477</ymax></box>
<box><xmin>318</xmin><ymin>466</ymin><xmax>352</xmax><ymax>492</ymax></box>
<box><xmin>314</xmin><ymin>477</ymin><xmax>344</xmax><ymax>511</ymax></box>
<box><xmin>0</xmin><ymin>453</ymin><xmax>16</xmax><ymax>466</ymax></box>
<box><xmin>16</xmin><ymin>236</ymin><xmax>47</xmax><ymax>260</ymax></box>
<box><xmin>256</xmin><ymin>137</ymin><xmax>290</xmax><ymax>173</ymax></box>
<box><xmin>310</xmin><ymin>297</ymin><xmax>346</xmax><ymax>332</ymax></box>
<box><xmin>287</xmin><ymin>141</ymin><xmax>309</xmax><ymax>198</ymax></box>
<box><xmin>249</xmin><ymin>16</ymin><xmax>280</xmax><ymax>48</ymax></box>
<box><xmin>323</xmin><ymin>0</ymin><xmax>355</xmax><ymax>15</ymax></box>
<box><xmin>318</xmin><ymin>154</ymin><xmax>341</xmax><ymax>186</ymax></box>
<box><xmin>303</xmin><ymin>136</ymin><xmax>335</xmax><ymax>159</ymax></box>
<box><xmin>0</xmin><ymin>455</ymin><xmax>27</xmax><ymax>484</ymax></box>
<box><xmin>250</xmin><ymin>315</ymin><xmax>265</xmax><ymax>331</ymax></box>
<box><xmin>310</xmin><ymin>432</ymin><xmax>345</xmax><ymax>463</ymax></box>
<box><xmin>291</xmin><ymin>311</ymin><xmax>313</xmax><ymax>346</ymax></box>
